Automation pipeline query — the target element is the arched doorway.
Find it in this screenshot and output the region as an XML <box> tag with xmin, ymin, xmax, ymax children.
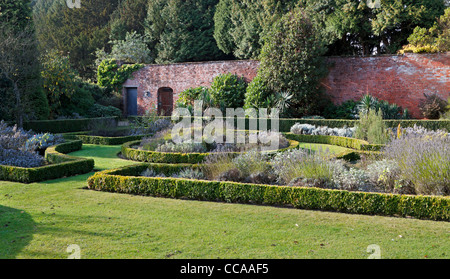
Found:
<box><xmin>157</xmin><ymin>87</ymin><xmax>173</xmax><ymax>116</ymax></box>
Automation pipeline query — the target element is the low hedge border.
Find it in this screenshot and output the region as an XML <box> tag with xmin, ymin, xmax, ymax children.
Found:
<box><xmin>139</xmin><ymin>116</ymin><xmax>450</xmax><ymax>132</ymax></box>
<box><xmin>63</xmin><ymin>132</ymin><xmax>152</xmax><ymax>145</ymax></box>
<box><xmin>283</xmin><ymin>133</ymin><xmax>382</xmax><ymax>161</ymax></box>
<box><xmin>0</xmin><ymin>140</ymin><xmax>94</xmax><ymax>183</ymax></box>
<box><xmin>283</xmin><ymin>133</ymin><xmax>383</xmax><ymax>151</ymax></box>
<box><xmin>121</xmin><ymin>139</ymin><xmax>300</xmax><ymax>164</ymax></box>
<box><xmin>87</xmin><ymin>163</ymin><xmax>450</xmax><ymax>221</ymax></box>
<box><xmin>21</xmin><ymin>116</ymin><xmax>119</xmax><ymax>133</ymax></box>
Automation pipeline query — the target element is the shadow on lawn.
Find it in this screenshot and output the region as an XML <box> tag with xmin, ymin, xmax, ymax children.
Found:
<box><xmin>0</xmin><ymin>205</ymin><xmax>35</xmax><ymax>259</ymax></box>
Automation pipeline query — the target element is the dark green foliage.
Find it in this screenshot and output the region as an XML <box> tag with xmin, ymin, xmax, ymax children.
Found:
<box><xmin>88</xmin><ymin>163</ymin><xmax>450</xmax><ymax>221</ymax></box>
<box><xmin>209</xmin><ymin>73</ymin><xmax>248</xmax><ymax>109</ymax></box>
<box><xmin>213</xmin><ymin>0</ymin><xmax>297</xmax><ymax>59</ymax></box>
<box><xmin>97</xmin><ymin>59</ymin><xmax>144</xmax><ymax>91</ymax></box>
<box><xmin>175</xmin><ymin>86</ymin><xmax>212</xmax><ymax>111</ymax></box>
<box><xmin>146</xmin><ymin>0</ymin><xmax>227</xmax><ymax>64</ymax></box>
<box><xmin>0</xmin><ymin>140</ymin><xmax>94</xmax><ymax>183</ymax></box>
<box><xmin>108</xmin><ymin>0</ymin><xmax>149</xmax><ymax>40</ymax></box>
<box><xmin>303</xmin><ymin>0</ymin><xmax>447</xmax><ymax>55</ymax></box>
<box><xmin>258</xmin><ymin>7</ymin><xmax>328</xmax><ymax>117</ymax></box>
<box><xmin>0</xmin><ymin>74</ymin><xmax>15</xmax><ymax>121</ymax></box>
<box><xmin>243</xmin><ymin>75</ymin><xmax>273</xmax><ymax>110</ymax></box>
<box><xmin>0</xmin><ymin>0</ymin><xmax>50</xmax><ymax>123</ymax></box>
<box><xmin>323</xmin><ymin>100</ymin><xmax>358</xmax><ymax>120</ymax></box>
<box><xmin>87</xmin><ymin>104</ymin><xmax>122</xmax><ymax>119</ymax></box>
<box><xmin>33</xmin><ymin>0</ymin><xmax>120</xmax><ymax>78</ymax></box>
<box><xmin>22</xmin><ymin>117</ymin><xmax>119</xmax><ymax>133</ymax></box>
<box><xmin>64</xmin><ymin>133</ymin><xmax>149</xmax><ymax>146</ymax></box>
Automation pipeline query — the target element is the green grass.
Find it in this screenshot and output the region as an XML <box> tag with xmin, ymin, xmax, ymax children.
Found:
<box><xmin>0</xmin><ymin>145</ymin><xmax>449</xmax><ymax>259</ymax></box>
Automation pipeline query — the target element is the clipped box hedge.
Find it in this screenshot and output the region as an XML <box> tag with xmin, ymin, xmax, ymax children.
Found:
<box><xmin>87</xmin><ymin>163</ymin><xmax>450</xmax><ymax>221</ymax></box>
<box><xmin>21</xmin><ymin>117</ymin><xmax>119</xmax><ymax>133</ymax></box>
<box><xmin>121</xmin><ymin>139</ymin><xmax>300</xmax><ymax>164</ymax></box>
<box><xmin>63</xmin><ymin>131</ymin><xmax>151</xmax><ymax>146</ymax></box>
<box><xmin>0</xmin><ymin>140</ymin><xmax>94</xmax><ymax>183</ymax></box>
<box><xmin>283</xmin><ymin>133</ymin><xmax>384</xmax><ymax>151</ymax></box>
<box><xmin>150</xmin><ymin>116</ymin><xmax>450</xmax><ymax>132</ymax></box>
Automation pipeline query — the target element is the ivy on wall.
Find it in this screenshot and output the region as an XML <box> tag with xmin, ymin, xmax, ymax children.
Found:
<box><xmin>97</xmin><ymin>59</ymin><xmax>144</xmax><ymax>91</ymax></box>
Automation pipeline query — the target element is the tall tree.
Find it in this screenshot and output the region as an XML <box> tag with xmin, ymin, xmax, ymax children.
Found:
<box><xmin>145</xmin><ymin>0</ymin><xmax>228</xmax><ymax>64</ymax></box>
<box><xmin>109</xmin><ymin>0</ymin><xmax>149</xmax><ymax>41</ymax></box>
<box><xmin>302</xmin><ymin>0</ymin><xmax>447</xmax><ymax>55</ymax></box>
<box><xmin>213</xmin><ymin>0</ymin><xmax>297</xmax><ymax>59</ymax></box>
<box><xmin>0</xmin><ymin>0</ymin><xmax>49</xmax><ymax>124</ymax></box>
<box><xmin>33</xmin><ymin>0</ymin><xmax>119</xmax><ymax>78</ymax></box>
<box><xmin>257</xmin><ymin>7</ymin><xmax>328</xmax><ymax>117</ymax></box>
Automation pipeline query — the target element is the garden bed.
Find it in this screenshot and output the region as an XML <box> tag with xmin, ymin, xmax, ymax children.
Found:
<box><xmin>121</xmin><ymin>138</ymin><xmax>300</xmax><ymax>164</ymax></box>
<box><xmin>63</xmin><ymin>131</ymin><xmax>152</xmax><ymax>145</ymax></box>
<box><xmin>0</xmin><ymin>140</ymin><xmax>94</xmax><ymax>183</ymax></box>
<box><xmin>87</xmin><ymin>163</ymin><xmax>450</xmax><ymax>221</ymax></box>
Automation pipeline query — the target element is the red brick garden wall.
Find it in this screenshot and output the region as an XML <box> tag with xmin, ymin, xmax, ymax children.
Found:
<box><xmin>323</xmin><ymin>53</ymin><xmax>450</xmax><ymax>118</ymax></box>
<box><xmin>123</xmin><ymin>53</ymin><xmax>449</xmax><ymax>118</ymax></box>
<box><xmin>122</xmin><ymin>60</ymin><xmax>259</xmax><ymax>115</ymax></box>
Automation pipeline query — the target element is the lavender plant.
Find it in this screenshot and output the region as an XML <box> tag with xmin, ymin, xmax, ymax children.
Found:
<box><xmin>383</xmin><ymin>131</ymin><xmax>450</xmax><ymax>195</ymax></box>
<box><xmin>270</xmin><ymin>148</ymin><xmax>337</xmax><ymax>185</ymax></box>
<box><xmin>0</xmin><ymin>148</ymin><xmax>45</xmax><ymax>168</ymax></box>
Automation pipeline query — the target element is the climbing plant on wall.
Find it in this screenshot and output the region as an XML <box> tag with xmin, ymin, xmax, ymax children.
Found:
<box><xmin>97</xmin><ymin>59</ymin><xmax>144</xmax><ymax>91</ymax></box>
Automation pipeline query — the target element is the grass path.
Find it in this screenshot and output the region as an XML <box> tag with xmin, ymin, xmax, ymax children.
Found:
<box><xmin>0</xmin><ymin>145</ymin><xmax>449</xmax><ymax>259</ymax></box>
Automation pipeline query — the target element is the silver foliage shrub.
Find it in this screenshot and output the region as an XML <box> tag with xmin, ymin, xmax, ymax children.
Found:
<box><xmin>383</xmin><ymin>129</ymin><xmax>450</xmax><ymax>195</ymax></box>
<box><xmin>290</xmin><ymin>123</ymin><xmax>356</xmax><ymax>138</ymax></box>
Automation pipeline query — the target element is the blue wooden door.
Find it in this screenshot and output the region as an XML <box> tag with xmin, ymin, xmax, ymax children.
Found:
<box><xmin>126</xmin><ymin>88</ymin><xmax>138</xmax><ymax>116</ymax></box>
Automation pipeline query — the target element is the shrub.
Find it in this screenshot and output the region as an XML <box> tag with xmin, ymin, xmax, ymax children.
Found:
<box><xmin>270</xmin><ymin>148</ymin><xmax>337</xmax><ymax>185</ymax></box>
<box><xmin>365</xmin><ymin>159</ymin><xmax>408</xmax><ymax>194</ymax></box>
<box><xmin>129</xmin><ymin>117</ymin><xmax>172</xmax><ymax>136</ymax></box>
<box><xmin>209</xmin><ymin>73</ymin><xmax>247</xmax><ymax>109</ymax></box>
<box><xmin>0</xmin><ymin>121</ymin><xmax>33</xmax><ymax>151</ymax></box>
<box><xmin>418</xmin><ymin>93</ymin><xmax>448</xmax><ymax>119</ymax></box>
<box><xmin>243</xmin><ymin>75</ymin><xmax>273</xmax><ymax>110</ymax></box>
<box><xmin>97</xmin><ymin>59</ymin><xmax>144</xmax><ymax>91</ymax></box>
<box><xmin>0</xmin><ymin>140</ymin><xmax>94</xmax><ymax>183</ymax></box>
<box><xmin>88</xmin><ymin>104</ymin><xmax>122</xmax><ymax>118</ymax></box>
<box><xmin>383</xmin><ymin>130</ymin><xmax>450</xmax><ymax>195</ymax></box>
<box><xmin>87</xmin><ymin>164</ymin><xmax>450</xmax><ymax>221</ymax></box>
<box><xmin>290</xmin><ymin>123</ymin><xmax>356</xmax><ymax>138</ymax></box>
<box><xmin>156</xmin><ymin>141</ymin><xmax>209</xmax><ymax>153</ymax></box>
<box><xmin>232</xmin><ymin>149</ymin><xmax>270</xmax><ymax>178</ymax></box>
<box><xmin>257</xmin><ymin>7</ymin><xmax>328</xmax><ymax>117</ymax></box>
<box><xmin>175</xmin><ymin>87</ymin><xmax>212</xmax><ymax>112</ymax></box>
<box><xmin>141</xmin><ymin>168</ymin><xmax>166</xmax><ymax>178</ymax></box>
<box><xmin>356</xmin><ymin>94</ymin><xmax>410</xmax><ymax>120</ymax></box>
<box><xmin>26</xmin><ymin>133</ymin><xmax>65</xmax><ymax>151</ymax></box>
<box><xmin>331</xmin><ymin>163</ymin><xmax>369</xmax><ymax>192</ymax></box>
<box><xmin>355</xmin><ymin>109</ymin><xmax>388</xmax><ymax>144</ymax></box>
<box><xmin>0</xmin><ymin>148</ymin><xmax>45</xmax><ymax>168</ymax></box>
<box><xmin>173</xmin><ymin>168</ymin><xmax>206</xmax><ymax>180</ymax></box>
<box><xmin>22</xmin><ymin>117</ymin><xmax>119</xmax><ymax>133</ymax></box>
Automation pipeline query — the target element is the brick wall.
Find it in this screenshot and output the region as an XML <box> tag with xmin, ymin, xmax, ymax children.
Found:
<box><xmin>122</xmin><ymin>60</ymin><xmax>259</xmax><ymax>115</ymax></box>
<box><xmin>324</xmin><ymin>53</ymin><xmax>450</xmax><ymax>118</ymax></box>
<box><xmin>123</xmin><ymin>53</ymin><xmax>449</xmax><ymax>118</ymax></box>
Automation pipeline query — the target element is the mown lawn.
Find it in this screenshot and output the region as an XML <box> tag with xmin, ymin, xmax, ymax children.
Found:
<box><xmin>0</xmin><ymin>145</ymin><xmax>448</xmax><ymax>259</ymax></box>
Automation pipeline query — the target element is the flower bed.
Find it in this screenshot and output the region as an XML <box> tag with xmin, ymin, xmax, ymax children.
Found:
<box><xmin>121</xmin><ymin>138</ymin><xmax>300</xmax><ymax>164</ymax></box>
<box><xmin>63</xmin><ymin>131</ymin><xmax>152</xmax><ymax>146</ymax></box>
<box><xmin>87</xmin><ymin>163</ymin><xmax>450</xmax><ymax>221</ymax></box>
<box><xmin>0</xmin><ymin>140</ymin><xmax>94</xmax><ymax>183</ymax></box>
